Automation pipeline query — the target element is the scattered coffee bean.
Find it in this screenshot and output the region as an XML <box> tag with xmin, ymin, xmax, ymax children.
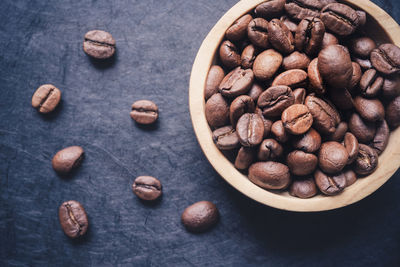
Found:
<box><xmin>52</xmin><ymin>146</ymin><xmax>84</xmax><ymax>175</ymax></box>
<box><xmin>31</xmin><ymin>84</ymin><xmax>61</xmax><ymax>114</ymax></box>
<box><xmin>59</xmin><ymin>200</ymin><xmax>89</xmax><ymax>238</ymax></box>
<box><xmin>181</xmin><ymin>201</ymin><xmax>219</xmax><ymax>233</ymax></box>
<box><xmin>132</xmin><ymin>176</ymin><xmax>162</xmax><ymax>201</ymax></box>
<box><xmin>83</xmin><ymin>30</ymin><xmax>116</xmax><ymax>59</ymax></box>
<box><xmin>130</xmin><ymin>100</ymin><xmax>159</xmax><ymax>125</ymax></box>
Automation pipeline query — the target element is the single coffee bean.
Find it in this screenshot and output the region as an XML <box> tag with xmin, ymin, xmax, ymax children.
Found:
<box><xmin>321</xmin><ymin>32</ymin><xmax>339</xmax><ymax>49</ymax></box>
<box><xmin>271</xmin><ymin>69</ymin><xmax>308</xmax><ymax>89</ymax></box>
<box><xmin>349</xmin><ymin>37</ymin><xmax>376</xmax><ymax>58</ymax></box>
<box><xmin>219</xmin><ymin>67</ymin><xmax>254</xmax><ymax>97</ymax></box>
<box><xmin>342</xmin><ymin>169</ymin><xmax>357</xmax><ymax>187</ymax></box>
<box><xmin>353</xmin><ymin>96</ymin><xmax>384</xmax><ymax>122</ymax></box>
<box><xmin>83</xmin><ymin>30</ymin><xmax>115</xmax><ymax>59</ymax></box>
<box><xmin>359</xmin><ymin>69</ymin><xmax>383</xmax><ymax>98</ymax></box>
<box><xmin>212</xmin><ymin>126</ymin><xmax>240</xmax><ymax>150</ymax></box>
<box><xmin>327</xmin><ymin>122</ymin><xmax>348</xmax><ymax>142</ymax></box>
<box><xmin>328</xmin><ymin>88</ymin><xmax>354</xmax><ymax>110</ymax></box>
<box><xmin>130</xmin><ymin>100</ymin><xmax>159</xmax><ymax>124</ymax></box>
<box><xmin>386</xmin><ymin>96</ymin><xmax>400</xmax><ymax>128</ymax></box>
<box><xmin>370</xmin><ymin>120</ymin><xmax>389</xmax><ymax>155</ymax></box>
<box><xmin>370</xmin><ymin>43</ymin><xmax>400</xmax><ymax>75</ymax></box>
<box><xmin>241</xmin><ymin>44</ymin><xmax>258</xmax><ymax>69</ymax></box>
<box><xmin>235</xmin><ymin>147</ymin><xmax>255</xmax><ymax>170</ymax></box>
<box><xmin>255</xmin><ymin>0</ymin><xmax>286</xmax><ymax>19</ymax></box>
<box><xmin>52</xmin><ymin>146</ymin><xmax>84</xmax><ymax>175</ymax></box>
<box><xmin>320</xmin><ymin>3</ymin><xmax>359</xmax><ymax>36</ymax></box>
<box><xmin>354</xmin><ymin>57</ymin><xmax>373</xmax><ymax>70</ymax></box>
<box><xmin>219</xmin><ymin>40</ymin><xmax>241</xmax><ymax>69</ymax></box>
<box><xmin>226</xmin><ymin>14</ymin><xmax>253</xmax><ymax>41</ymax></box>
<box><xmin>292</xmin><ymin>128</ymin><xmax>321</xmax><ymax>153</ymax></box>
<box><xmin>348</xmin><ymin>113</ymin><xmax>376</xmax><ymax>143</ymax></box>
<box><xmin>314</xmin><ymin>169</ymin><xmax>346</xmax><ymax>196</ymax></box>
<box><xmin>284</xmin><ymin>0</ymin><xmax>322</xmax><ymax>21</ymax></box>
<box><xmin>271</xmin><ymin>120</ymin><xmax>289</xmax><ymax>143</ymax></box>
<box><xmin>205</xmin><ymin>93</ymin><xmax>229</xmax><ymax>128</ymax></box>
<box><xmin>293</xmin><ymin>88</ymin><xmax>306</xmax><ymax>104</ymax></box>
<box><xmin>59</xmin><ymin>200</ymin><xmax>89</xmax><ymax>238</ymax></box>
<box><xmin>248</xmin><ymin>83</ymin><xmax>263</xmax><ymax>103</ymax></box>
<box><xmin>256</xmin><ymin>108</ymin><xmax>273</xmax><ymax>138</ymax></box>
<box><xmin>248</xmin><ymin>161</ymin><xmax>291</xmax><ymax>190</ymax></box>
<box><xmin>205</xmin><ymin>65</ymin><xmax>225</xmax><ymax>100</ymax></box>
<box><xmin>308</xmin><ymin>58</ymin><xmax>325</xmax><ymax>94</ymax></box>
<box><xmin>287</xmin><ymin>150</ymin><xmax>318</xmax><ymax>176</ymax></box>
<box><xmin>258</xmin><ymin>139</ymin><xmax>284</xmax><ymax>161</ymax></box>
<box><xmin>382</xmin><ymin>76</ymin><xmax>400</xmax><ymax>98</ymax></box>
<box><xmin>343</xmin><ymin>132</ymin><xmax>359</xmax><ymax>165</ymax></box>
<box><xmin>354</xmin><ymin>144</ymin><xmax>378</xmax><ymax>176</ymax></box>
<box><xmin>295</xmin><ymin>17</ymin><xmax>325</xmax><ymax>56</ymax></box>
<box><xmin>247</xmin><ymin>18</ymin><xmax>270</xmax><ymax>49</ymax></box>
<box><xmin>132</xmin><ymin>176</ymin><xmax>162</xmax><ymax>201</ymax></box>
<box><xmin>349</xmin><ymin>62</ymin><xmax>362</xmax><ymax>91</ymax></box>
<box><xmin>357</xmin><ymin>10</ymin><xmax>367</xmax><ymax>26</ymax></box>
<box><xmin>257</xmin><ymin>86</ymin><xmax>295</xmax><ymax>118</ymax></box>
<box><xmin>236</xmin><ymin>113</ymin><xmax>264</xmax><ymax>147</ymax></box>
<box><xmin>305</xmin><ymin>95</ymin><xmax>340</xmax><ymax>134</ymax></box>
<box><xmin>31</xmin><ymin>84</ymin><xmax>61</xmax><ymax>114</ymax></box>
<box><xmin>253</xmin><ymin>49</ymin><xmax>283</xmax><ymax>81</ymax></box>
<box><xmin>267</xmin><ymin>18</ymin><xmax>295</xmax><ymax>54</ymax></box>
<box><xmin>281</xmin><ymin>104</ymin><xmax>313</xmax><ymax>135</ymax></box>
<box><xmin>283</xmin><ymin>51</ymin><xmax>310</xmax><ymax>70</ymax></box>
<box><xmin>318</xmin><ymin>141</ymin><xmax>348</xmax><ymax>174</ymax></box>
<box><xmin>289</xmin><ymin>177</ymin><xmax>318</xmax><ymax>198</ymax></box>
<box><xmin>230</xmin><ymin>95</ymin><xmax>255</xmax><ymax>126</ymax></box>
<box><xmin>318</xmin><ymin>45</ymin><xmax>353</xmax><ymax>88</ymax></box>
<box><xmin>181</xmin><ymin>201</ymin><xmax>219</xmax><ymax>233</ymax></box>
<box><xmin>280</xmin><ymin>16</ymin><xmax>298</xmax><ymax>33</ymax></box>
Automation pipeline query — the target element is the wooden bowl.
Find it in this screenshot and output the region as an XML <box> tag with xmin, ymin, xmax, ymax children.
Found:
<box><xmin>189</xmin><ymin>0</ymin><xmax>400</xmax><ymax>212</ymax></box>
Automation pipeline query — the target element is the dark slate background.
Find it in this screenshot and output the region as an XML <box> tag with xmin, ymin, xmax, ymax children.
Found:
<box><xmin>0</xmin><ymin>0</ymin><xmax>399</xmax><ymax>266</ymax></box>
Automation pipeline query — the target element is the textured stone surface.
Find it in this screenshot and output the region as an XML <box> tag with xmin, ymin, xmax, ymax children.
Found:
<box><xmin>0</xmin><ymin>0</ymin><xmax>399</xmax><ymax>266</ymax></box>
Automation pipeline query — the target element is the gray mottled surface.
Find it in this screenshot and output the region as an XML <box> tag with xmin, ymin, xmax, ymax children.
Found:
<box><xmin>0</xmin><ymin>0</ymin><xmax>399</xmax><ymax>266</ymax></box>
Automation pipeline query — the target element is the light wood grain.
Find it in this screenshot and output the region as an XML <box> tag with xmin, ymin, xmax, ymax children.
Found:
<box><xmin>189</xmin><ymin>0</ymin><xmax>400</xmax><ymax>212</ymax></box>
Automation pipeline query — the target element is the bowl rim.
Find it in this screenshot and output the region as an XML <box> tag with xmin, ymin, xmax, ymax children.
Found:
<box><xmin>189</xmin><ymin>0</ymin><xmax>400</xmax><ymax>212</ymax></box>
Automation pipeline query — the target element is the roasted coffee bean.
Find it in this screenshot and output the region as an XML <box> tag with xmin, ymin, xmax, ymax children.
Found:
<box><xmin>320</xmin><ymin>3</ymin><xmax>359</xmax><ymax>36</ymax></box>
<box><xmin>257</xmin><ymin>86</ymin><xmax>294</xmax><ymax>118</ymax></box>
<box><xmin>181</xmin><ymin>201</ymin><xmax>219</xmax><ymax>233</ymax></box>
<box><xmin>287</xmin><ymin>150</ymin><xmax>318</xmax><ymax>176</ymax></box>
<box><xmin>280</xmin><ymin>16</ymin><xmax>298</xmax><ymax>33</ymax></box>
<box><xmin>226</xmin><ymin>14</ymin><xmax>253</xmax><ymax>41</ymax></box>
<box><xmin>271</xmin><ymin>120</ymin><xmax>289</xmax><ymax>143</ymax></box>
<box><xmin>283</xmin><ymin>51</ymin><xmax>310</xmax><ymax>70</ymax></box>
<box><xmin>328</xmin><ymin>88</ymin><xmax>353</xmax><ymax>110</ymax></box>
<box><xmin>248</xmin><ymin>161</ymin><xmax>291</xmax><ymax>190</ymax></box>
<box><xmin>256</xmin><ymin>108</ymin><xmax>273</xmax><ymax>138</ymax></box>
<box><xmin>327</xmin><ymin>122</ymin><xmax>348</xmax><ymax>142</ymax></box>
<box><xmin>348</xmin><ymin>113</ymin><xmax>376</xmax><ymax>143</ymax></box>
<box><xmin>349</xmin><ymin>62</ymin><xmax>362</xmax><ymax>91</ymax></box>
<box><xmin>255</xmin><ymin>0</ymin><xmax>286</xmax><ymax>19</ymax></box>
<box><xmin>31</xmin><ymin>84</ymin><xmax>61</xmax><ymax>114</ymax></box>
<box><xmin>268</xmin><ymin>18</ymin><xmax>295</xmax><ymax>54</ymax></box>
<box><xmin>258</xmin><ymin>139</ymin><xmax>283</xmax><ymax>161</ymax></box>
<box><xmin>293</xmin><ymin>88</ymin><xmax>306</xmax><ymax>104</ymax></box>
<box><xmin>235</xmin><ymin>147</ymin><xmax>255</xmax><ymax>170</ymax></box>
<box><xmin>205</xmin><ymin>65</ymin><xmax>225</xmax><ymax>100</ymax></box>
<box><xmin>248</xmin><ymin>83</ymin><xmax>263</xmax><ymax>102</ymax></box>
<box><xmin>295</xmin><ymin>17</ymin><xmax>325</xmax><ymax>56</ymax></box>
<box><xmin>314</xmin><ymin>169</ymin><xmax>346</xmax><ymax>196</ymax></box>
<box><xmin>59</xmin><ymin>200</ymin><xmax>88</xmax><ymax>238</ymax></box>
<box><xmin>130</xmin><ymin>100</ymin><xmax>159</xmax><ymax>124</ymax></box>
<box><xmin>307</xmin><ymin>58</ymin><xmax>325</xmax><ymax>94</ymax></box>
<box><xmin>359</xmin><ymin>69</ymin><xmax>383</xmax><ymax>98</ymax></box>
<box><xmin>230</xmin><ymin>95</ymin><xmax>255</xmax><ymax>126</ymax></box>
<box><xmin>253</xmin><ymin>49</ymin><xmax>283</xmax><ymax>81</ymax></box>
<box><xmin>319</xmin><ymin>141</ymin><xmax>348</xmax><ymax>173</ymax></box>
<box><xmin>370</xmin><ymin>43</ymin><xmax>400</xmax><ymax>75</ymax></box>
<box><xmin>318</xmin><ymin>45</ymin><xmax>353</xmax><ymax>88</ymax></box>
<box><xmin>236</xmin><ymin>113</ymin><xmax>264</xmax><ymax>147</ymax></box>
<box><xmin>349</xmin><ymin>37</ymin><xmax>376</xmax><ymax>58</ymax></box>
<box><xmin>205</xmin><ymin>93</ymin><xmax>229</xmax><ymax>128</ymax></box>
<box><xmin>247</xmin><ymin>18</ymin><xmax>270</xmax><ymax>49</ymax></box>
<box><xmin>354</xmin><ymin>144</ymin><xmax>378</xmax><ymax>176</ymax></box>
<box><xmin>241</xmin><ymin>44</ymin><xmax>258</xmax><ymax>69</ymax></box>
<box><xmin>357</xmin><ymin>10</ymin><xmax>367</xmax><ymax>26</ymax></box>
<box><xmin>272</xmin><ymin>69</ymin><xmax>308</xmax><ymax>89</ymax></box>
<box><xmin>321</xmin><ymin>32</ymin><xmax>339</xmax><ymax>49</ymax></box>
<box><xmin>320</xmin><ymin>0</ymin><xmax>337</xmax><ymax>6</ymax></box>
<box><xmin>219</xmin><ymin>67</ymin><xmax>254</xmax><ymax>97</ymax></box>
<box><xmin>212</xmin><ymin>126</ymin><xmax>240</xmax><ymax>150</ymax></box>
<box><xmin>284</xmin><ymin>0</ymin><xmax>322</xmax><ymax>21</ymax></box>
<box><xmin>219</xmin><ymin>40</ymin><xmax>241</xmax><ymax>69</ymax></box>
<box><xmin>132</xmin><ymin>176</ymin><xmax>162</xmax><ymax>201</ymax></box>
<box><xmin>386</xmin><ymin>96</ymin><xmax>400</xmax><ymax>128</ymax></box>
<box><xmin>292</xmin><ymin>128</ymin><xmax>321</xmax><ymax>153</ymax></box>
<box><xmin>354</xmin><ymin>57</ymin><xmax>373</xmax><ymax>70</ymax></box>
<box><xmin>305</xmin><ymin>95</ymin><xmax>340</xmax><ymax>134</ymax></box>
<box><xmin>83</xmin><ymin>30</ymin><xmax>115</xmax><ymax>59</ymax></box>
<box><xmin>343</xmin><ymin>132</ymin><xmax>359</xmax><ymax>164</ymax></box>
<box><xmin>354</xmin><ymin>96</ymin><xmax>384</xmax><ymax>122</ymax></box>
<box><xmin>382</xmin><ymin>76</ymin><xmax>400</xmax><ymax>98</ymax></box>
<box><xmin>282</xmin><ymin>104</ymin><xmax>313</xmax><ymax>135</ymax></box>
<box><xmin>370</xmin><ymin>120</ymin><xmax>389</xmax><ymax>155</ymax></box>
<box><xmin>343</xmin><ymin>169</ymin><xmax>357</xmax><ymax>186</ymax></box>
<box><xmin>289</xmin><ymin>177</ymin><xmax>318</xmax><ymax>198</ymax></box>
<box><xmin>52</xmin><ymin>146</ymin><xmax>84</xmax><ymax>175</ymax></box>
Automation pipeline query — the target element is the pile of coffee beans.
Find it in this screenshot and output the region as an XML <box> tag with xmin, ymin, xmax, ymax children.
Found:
<box><xmin>205</xmin><ymin>0</ymin><xmax>400</xmax><ymax>198</ymax></box>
